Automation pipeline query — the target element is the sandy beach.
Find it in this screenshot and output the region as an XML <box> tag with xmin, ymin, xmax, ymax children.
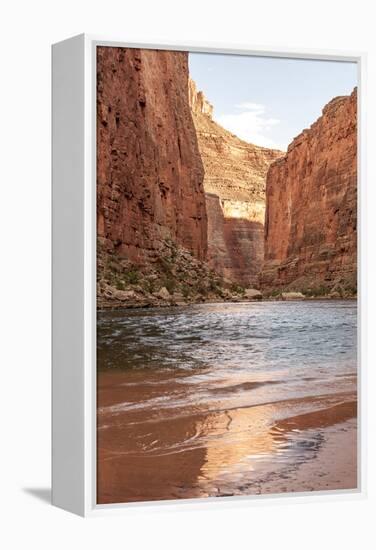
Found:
<box><xmin>97</xmin><ymin>301</ymin><xmax>357</xmax><ymax>504</ymax></box>
<box><xmin>97</xmin><ymin>369</ymin><xmax>356</xmax><ymax>503</ymax></box>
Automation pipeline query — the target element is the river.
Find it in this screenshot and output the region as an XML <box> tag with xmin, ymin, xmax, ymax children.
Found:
<box><xmin>97</xmin><ymin>300</ymin><xmax>357</xmax><ymax>504</ymax></box>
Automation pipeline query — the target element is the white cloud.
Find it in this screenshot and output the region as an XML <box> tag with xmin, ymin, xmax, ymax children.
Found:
<box><xmin>215</xmin><ymin>102</ymin><xmax>286</xmax><ymax>151</ymax></box>
<box><xmin>235</xmin><ymin>102</ymin><xmax>265</xmax><ymax>111</ymax></box>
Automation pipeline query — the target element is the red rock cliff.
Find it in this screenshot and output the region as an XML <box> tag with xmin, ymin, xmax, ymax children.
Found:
<box><xmin>97</xmin><ymin>47</ymin><xmax>207</xmax><ymax>266</ymax></box>
<box><xmin>189</xmin><ymin>79</ymin><xmax>283</xmax><ymax>286</ymax></box>
<box><xmin>260</xmin><ymin>89</ymin><xmax>357</xmax><ymax>295</ymax></box>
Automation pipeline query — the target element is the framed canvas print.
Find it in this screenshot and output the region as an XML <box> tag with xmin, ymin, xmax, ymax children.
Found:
<box><xmin>52</xmin><ymin>34</ymin><xmax>365</xmax><ymax>516</ymax></box>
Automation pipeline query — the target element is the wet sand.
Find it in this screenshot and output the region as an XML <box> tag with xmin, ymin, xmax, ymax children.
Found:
<box><xmin>97</xmin><ymin>301</ymin><xmax>357</xmax><ymax>504</ymax></box>
<box><xmin>257</xmin><ymin>418</ymin><xmax>357</xmax><ymax>494</ymax></box>
<box><xmin>97</xmin><ymin>370</ymin><xmax>357</xmax><ymax>504</ymax></box>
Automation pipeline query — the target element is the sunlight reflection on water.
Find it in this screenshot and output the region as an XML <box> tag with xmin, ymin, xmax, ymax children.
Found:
<box><xmin>97</xmin><ymin>300</ymin><xmax>357</xmax><ymax>502</ymax></box>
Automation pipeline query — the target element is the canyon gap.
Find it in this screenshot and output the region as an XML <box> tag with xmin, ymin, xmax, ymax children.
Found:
<box><xmin>189</xmin><ymin>79</ymin><xmax>282</xmax><ymax>287</ymax></box>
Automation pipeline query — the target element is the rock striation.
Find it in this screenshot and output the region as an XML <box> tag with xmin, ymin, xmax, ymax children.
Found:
<box><xmin>189</xmin><ymin>79</ymin><xmax>283</xmax><ymax>287</ymax></box>
<box><xmin>97</xmin><ymin>47</ymin><xmax>207</xmax><ymax>267</ymax></box>
<box><xmin>260</xmin><ymin>89</ymin><xmax>357</xmax><ymax>296</ymax></box>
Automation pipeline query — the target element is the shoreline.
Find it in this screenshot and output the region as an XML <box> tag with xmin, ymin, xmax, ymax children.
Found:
<box><xmin>97</xmin><ymin>365</ymin><xmax>357</xmax><ymax>503</ymax></box>
<box><xmin>97</xmin><ymin>420</ymin><xmax>357</xmax><ymax>503</ymax></box>
<box><xmin>97</xmin><ymin>299</ymin><xmax>357</xmax><ymax>503</ymax></box>
<box><xmin>97</xmin><ymin>295</ymin><xmax>357</xmax><ymax>312</ymax></box>
<box><xmin>249</xmin><ymin>418</ymin><xmax>357</xmax><ymax>496</ymax></box>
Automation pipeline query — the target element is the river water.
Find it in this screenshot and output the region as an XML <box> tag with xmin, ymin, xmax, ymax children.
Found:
<box><xmin>97</xmin><ymin>300</ymin><xmax>357</xmax><ymax>504</ymax></box>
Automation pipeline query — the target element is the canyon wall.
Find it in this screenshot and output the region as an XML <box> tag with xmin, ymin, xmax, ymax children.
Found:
<box><xmin>97</xmin><ymin>47</ymin><xmax>207</xmax><ymax>267</ymax></box>
<box><xmin>260</xmin><ymin>89</ymin><xmax>357</xmax><ymax>295</ymax></box>
<box><xmin>189</xmin><ymin>79</ymin><xmax>282</xmax><ymax>286</ymax></box>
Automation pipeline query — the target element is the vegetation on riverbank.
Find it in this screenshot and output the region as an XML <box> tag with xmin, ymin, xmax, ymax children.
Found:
<box><xmin>97</xmin><ymin>238</ymin><xmax>253</xmax><ymax>309</ymax></box>
<box><xmin>97</xmin><ymin>238</ymin><xmax>355</xmax><ymax>310</ymax></box>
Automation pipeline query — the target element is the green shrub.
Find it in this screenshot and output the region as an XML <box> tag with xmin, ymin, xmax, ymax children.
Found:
<box><xmin>209</xmin><ymin>279</ymin><xmax>220</xmax><ymax>293</ymax></box>
<box><xmin>267</xmin><ymin>289</ymin><xmax>280</xmax><ymax>298</ymax></box>
<box><xmin>181</xmin><ymin>284</ymin><xmax>191</xmax><ymax>299</ymax></box>
<box><xmin>230</xmin><ymin>283</ymin><xmax>245</xmax><ymax>295</ymax></box>
<box><xmin>115</xmin><ymin>280</ymin><xmax>125</xmax><ymax>290</ymax></box>
<box><xmin>157</xmin><ymin>256</ymin><xmax>173</xmax><ymax>274</ymax></box>
<box><xmin>163</xmin><ymin>277</ymin><xmax>176</xmax><ymax>294</ymax></box>
<box><xmin>305</xmin><ymin>285</ymin><xmax>329</xmax><ymax>297</ymax></box>
<box><xmin>123</xmin><ymin>270</ymin><xmax>140</xmax><ymax>284</ymax></box>
<box><xmin>196</xmin><ymin>282</ymin><xmax>209</xmax><ymax>296</ymax></box>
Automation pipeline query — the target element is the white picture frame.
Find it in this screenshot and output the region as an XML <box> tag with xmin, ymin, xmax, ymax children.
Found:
<box><xmin>52</xmin><ymin>33</ymin><xmax>366</xmax><ymax>517</ymax></box>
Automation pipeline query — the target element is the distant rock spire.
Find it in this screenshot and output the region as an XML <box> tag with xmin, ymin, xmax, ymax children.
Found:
<box><xmin>188</xmin><ymin>78</ymin><xmax>214</xmax><ymax>118</ymax></box>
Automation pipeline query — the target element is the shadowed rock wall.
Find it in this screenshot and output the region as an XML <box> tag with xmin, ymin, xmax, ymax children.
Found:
<box><xmin>189</xmin><ymin>79</ymin><xmax>283</xmax><ymax>286</ymax></box>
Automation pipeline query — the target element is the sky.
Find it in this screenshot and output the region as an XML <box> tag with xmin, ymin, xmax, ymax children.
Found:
<box><xmin>189</xmin><ymin>53</ymin><xmax>357</xmax><ymax>151</ymax></box>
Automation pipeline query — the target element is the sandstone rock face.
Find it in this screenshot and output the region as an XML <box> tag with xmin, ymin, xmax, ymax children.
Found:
<box><xmin>205</xmin><ymin>193</ymin><xmax>266</xmax><ymax>286</ymax></box>
<box><xmin>189</xmin><ymin>79</ymin><xmax>283</xmax><ymax>287</ymax></box>
<box><xmin>260</xmin><ymin>89</ymin><xmax>357</xmax><ymax>296</ymax></box>
<box><xmin>97</xmin><ymin>47</ymin><xmax>207</xmax><ymax>269</ymax></box>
